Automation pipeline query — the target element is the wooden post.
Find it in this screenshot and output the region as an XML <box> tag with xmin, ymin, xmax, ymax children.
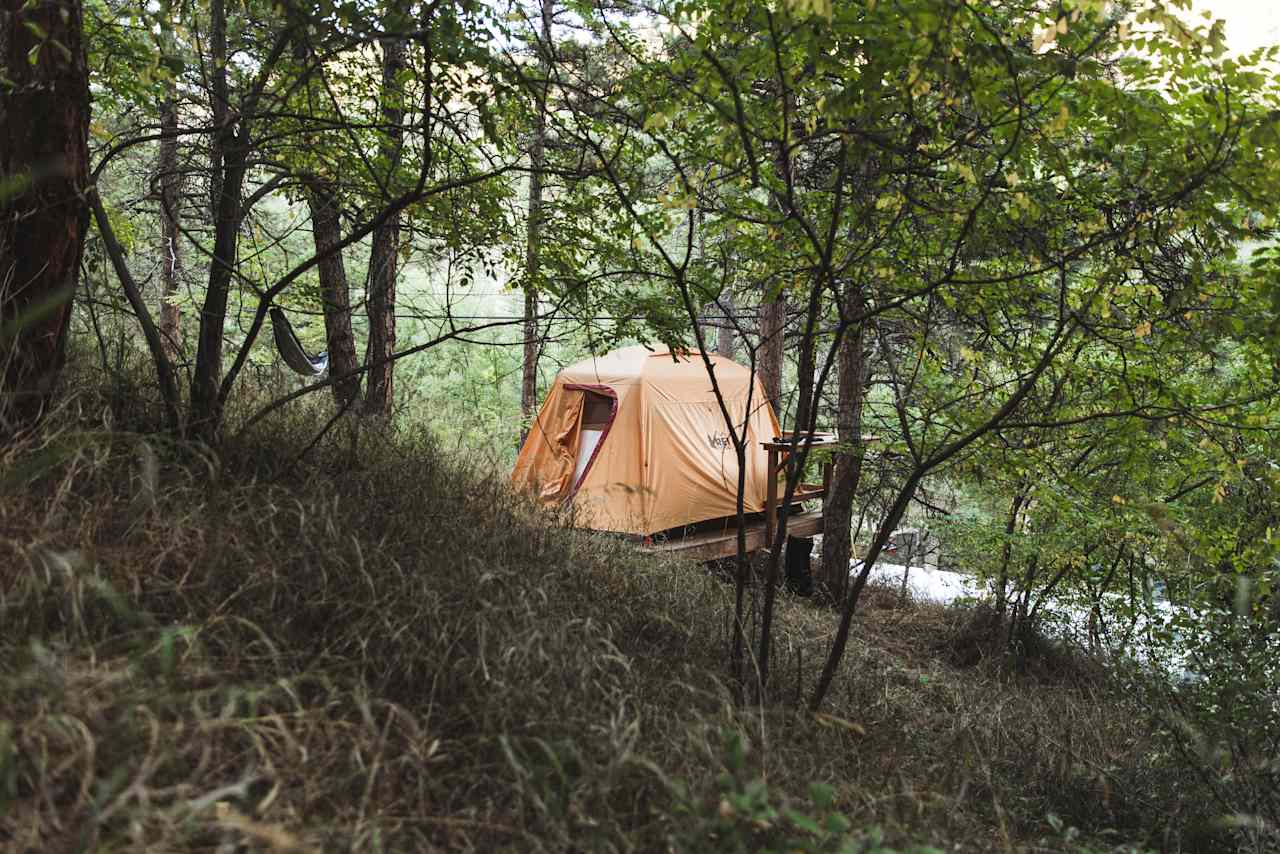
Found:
<box><xmin>766</xmin><ymin>446</ymin><xmax>779</xmax><ymax>550</ymax></box>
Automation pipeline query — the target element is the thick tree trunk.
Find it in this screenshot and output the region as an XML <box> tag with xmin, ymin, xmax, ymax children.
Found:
<box><xmin>304</xmin><ymin>180</ymin><xmax>360</xmax><ymax>409</ymax></box>
<box><xmin>285</xmin><ymin>29</ymin><xmax>357</xmax><ymax>410</ymax></box>
<box><xmin>790</xmin><ymin>283</ymin><xmax>824</xmax><ymax>436</ymax></box>
<box><xmin>190</xmin><ymin>126</ymin><xmax>245</xmax><ymax>438</ymax></box>
<box><xmin>821</xmin><ymin>289</ymin><xmax>868</xmax><ymax>596</ymax></box>
<box><xmin>758</xmin><ymin>292</ymin><xmax>785</xmax><ymax>419</ymax></box>
<box><xmin>520</xmin><ymin>0</ymin><xmax>553</xmax><ymax>446</ymax></box>
<box><xmin>190</xmin><ymin>134</ymin><xmax>246</xmax><ymax>438</ymax></box>
<box><xmin>190</xmin><ymin>0</ymin><xmax>247</xmax><ymax>439</ymax></box>
<box><xmin>363</xmin><ymin>34</ymin><xmax>407</xmax><ymax>417</ymax></box>
<box><xmin>0</xmin><ymin>0</ymin><xmax>90</xmax><ymax>431</ymax></box>
<box><xmin>717</xmin><ymin>290</ymin><xmax>736</xmax><ymax>359</ymax></box>
<box><xmin>157</xmin><ymin>88</ymin><xmax>182</xmax><ymax>360</ymax></box>
<box><xmin>758</xmin><ymin>87</ymin><xmax>796</xmax><ymax>426</ymax></box>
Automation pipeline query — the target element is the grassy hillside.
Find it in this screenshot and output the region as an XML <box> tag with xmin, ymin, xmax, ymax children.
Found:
<box><xmin>0</xmin><ymin>379</ymin><xmax>1225</xmax><ymax>852</ymax></box>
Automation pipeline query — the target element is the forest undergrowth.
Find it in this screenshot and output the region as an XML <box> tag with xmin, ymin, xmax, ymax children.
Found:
<box><xmin>0</xmin><ymin>368</ymin><xmax>1232</xmax><ymax>852</ymax></box>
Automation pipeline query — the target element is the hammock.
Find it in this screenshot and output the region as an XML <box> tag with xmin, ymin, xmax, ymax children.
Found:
<box><xmin>269</xmin><ymin>306</ymin><xmax>329</xmax><ymax>377</ymax></box>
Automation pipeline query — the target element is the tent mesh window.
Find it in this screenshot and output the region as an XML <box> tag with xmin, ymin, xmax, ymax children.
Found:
<box><xmin>581</xmin><ymin>392</ymin><xmax>613</xmax><ymax>430</ymax></box>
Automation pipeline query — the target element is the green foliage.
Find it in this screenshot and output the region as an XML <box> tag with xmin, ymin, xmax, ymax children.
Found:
<box><xmin>657</xmin><ymin>729</ymin><xmax>941</xmax><ymax>853</ymax></box>
<box><xmin>83</xmin><ymin>0</ymin><xmax>174</xmax><ymax>107</ymax></box>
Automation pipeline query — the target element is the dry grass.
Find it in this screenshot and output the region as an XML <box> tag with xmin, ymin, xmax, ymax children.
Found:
<box><xmin>0</xmin><ymin>373</ymin><xmax>1223</xmax><ymax>852</ymax></box>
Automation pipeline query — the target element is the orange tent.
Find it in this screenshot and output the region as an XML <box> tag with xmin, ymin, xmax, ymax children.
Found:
<box><xmin>511</xmin><ymin>346</ymin><xmax>781</xmax><ymax>535</ymax></box>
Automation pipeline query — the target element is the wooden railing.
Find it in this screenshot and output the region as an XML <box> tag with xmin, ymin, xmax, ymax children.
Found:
<box><xmin>761</xmin><ymin>432</ymin><xmax>881</xmax><ymax>549</ymax></box>
<box><xmin>761</xmin><ymin>432</ymin><xmax>839</xmax><ymax>548</ymax></box>
<box><xmin>642</xmin><ymin>432</ymin><xmax>879</xmax><ymax>561</ymax></box>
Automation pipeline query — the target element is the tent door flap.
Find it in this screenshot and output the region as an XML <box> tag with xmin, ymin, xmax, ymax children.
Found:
<box><xmin>569</xmin><ymin>390</ymin><xmax>615</xmax><ymax>495</ymax></box>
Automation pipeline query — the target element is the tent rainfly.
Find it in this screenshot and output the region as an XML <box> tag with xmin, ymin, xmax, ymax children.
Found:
<box><xmin>511</xmin><ymin>346</ymin><xmax>781</xmax><ymax>536</ymax></box>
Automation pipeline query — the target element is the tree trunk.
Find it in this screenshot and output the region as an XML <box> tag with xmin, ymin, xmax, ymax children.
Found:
<box><xmin>157</xmin><ymin>86</ymin><xmax>182</xmax><ymax>360</ymax></box>
<box><xmin>190</xmin><ymin>130</ymin><xmax>246</xmax><ymax>438</ymax></box>
<box><xmin>758</xmin><ymin>291</ymin><xmax>785</xmax><ymax>419</ymax></box>
<box><xmin>717</xmin><ymin>290</ymin><xmax>736</xmax><ymax>359</ymax></box>
<box><xmin>521</xmin><ymin>286</ymin><xmax>538</xmax><ymax>442</ymax></box>
<box><xmin>190</xmin><ymin>0</ymin><xmax>248</xmax><ymax>439</ymax></box>
<box><xmin>0</xmin><ymin>0</ymin><xmax>90</xmax><ymax>431</ymax></box>
<box><xmin>995</xmin><ymin>489</ymin><xmax>1027</xmax><ymax>621</ymax></box>
<box><xmin>304</xmin><ymin>180</ymin><xmax>360</xmax><ymax>409</ymax></box>
<box><xmin>285</xmin><ymin>27</ymin><xmax>357</xmax><ymax>410</ymax></box>
<box><xmin>790</xmin><ymin>280</ymin><xmax>824</xmax><ymax>436</ymax></box>
<box><xmin>821</xmin><ymin>289</ymin><xmax>868</xmax><ymax>596</ymax></box>
<box><xmin>698</xmin><ymin>300</ymin><xmax>716</xmax><ymax>353</ymax></box>
<box><xmin>520</xmin><ymin>0</ymin><xmax>553</xmax><ymax>446</ymax></box>
<box><xmin>363</xmin><ymin>34</ymin><xmax>407</xmax><ymax>417</ymax></box>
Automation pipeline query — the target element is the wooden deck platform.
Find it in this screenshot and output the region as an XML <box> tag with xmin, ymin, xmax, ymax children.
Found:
<box><xmin>635</xmin><ymin>431</ymin><xmax>872</xmax><ymax>563</ymax></box>
<box><xmin>645</xmin><ymin>509</ymin><xmax>824</xmax><ymax>562</ymax></box>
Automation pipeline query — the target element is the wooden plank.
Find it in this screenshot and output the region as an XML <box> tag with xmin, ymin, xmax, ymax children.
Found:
<box><xmin>762</xmin><ymin>432</ymin><xmax>880</xmax><ymax>451</ymax></box>
<box><xmin>788</xmin><ymin>511</ymin><xmax>825</xmax><ymax>537</ymax></box>
<box><xmin>761</xmin><ymin>433</ymin><xmax>840</xmax><ymax>452</ymax></box>
<box><xmin>765</xmin><ymin>446</ymin><xmax>778</xmax><ymax>550</ymax></box>
<box><xmin>794</xmin><ymin>482</ymin><xmax>826</xmax><ymax>502</ymax></box>
<box><xmin>645</xmin><ymin>510</ymin><xmax>824</xmax><ymax>562</ymax></box>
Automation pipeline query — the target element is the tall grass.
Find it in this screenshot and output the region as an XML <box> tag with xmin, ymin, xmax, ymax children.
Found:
<box><xmin>0</xmin><ymin>369</ymin><xmax>1227</xmax><ymax>851</ymax></box>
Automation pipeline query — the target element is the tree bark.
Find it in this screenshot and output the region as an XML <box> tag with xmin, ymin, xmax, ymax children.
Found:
<box><xmin>758</xmin><ymin>291</ymin><xmax>785</xmax><ymax>419</ymax></box>
<box><xmin>520</xmin><ymin>0</ymin><xmax>553</xmax><ymax>446</ymax></box>
<box><xmin>821</xmin><ymin>288</ymin><xmax>868</xmax><ymax>596</ymax></box>
<box><xmin>157</xmin><ymin>87</ymin><xmax>182</xmax><ymax>360</ymax></box>
<box><xmin>716</xmin><ymin>290</ymin><xmax>736</xmax><ymax>359</ymax></box>
<box><xmin>0</xmin><ymin>0</ymin><xmax>90</xmax><ymax>431</ymax></box>
<box><xmin>521</xmin><ymin>286</ymin><xmax>538</xmax><ymax>440</ymax></box>
<box><xmin>995</xmin><ymin>488</ymin><xmax>1028</xmax><ymax>620</ymax></box>
<box><xmin>190</xmin><ymin>0</ymin><xmax>248</xmax><ymax>439</ymax></box>
<box><xmin>285</xmin><ymin>27</ymin><xmax>358</xmax><ymax>410</ymax></box>
<box><xmin>363</xmin><ymin>34</ymin><xmax>407</xmax><ymax>417</ymax></box>
<box><xmin>304</xmin><ymin>180</ymin><xmax>360</xmax><ymax>409</ymax></box>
